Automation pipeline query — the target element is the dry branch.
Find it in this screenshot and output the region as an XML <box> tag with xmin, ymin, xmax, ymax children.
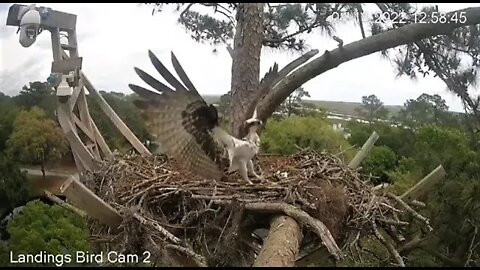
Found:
<box><xmin>257</xmin><ymin>7</ymin><xmax>480</xmax><ymax>121</ymax></box>
<box><xmin>83</xmin><ymin>148</ymin><xmax>435</xmax><ymax>266</ymax></box>
<box><xmin>44</xmin><ymin>190</ymin><xmax>87</xmax><ymax>218</ymax></box>
<box><xmin>387</xmin><ymin>193</ymin><xmax>433</xmax><ymax>231</ymax></box>
<box><xmin>216</xmin><ymin>201</ymin><xmax>343</xmax><ymax>260</ymax></box>
<box><xmin>132</xmin><ymin>212</ymin><xmax>182</xmax><ymax>245</ymax></box>
<box><xmin>372</xmin><ymin>221</ymin><xmax>405</xmax><ymax>267</ymax></box>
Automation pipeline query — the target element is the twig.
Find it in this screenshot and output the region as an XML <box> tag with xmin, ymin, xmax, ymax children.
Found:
<box><xmin>226</xmin><ymin>45</ymin><xmax>234</xmax><ymax>58</ymax></box>
<box><xmin>387</xmin><ymin>192</ymin><xmax>433</xmax><ymax>231</ymax></box>
<box><xmin>165</xmin><ymin>244</ymin><xmax>208</xmax><ymax>267</ymax></box>
<box><xmin>333</xmin><ymin>35</ymin><xmax>344</xmax><ymax>47</ymax></box>
<box><xmin>377</xmin><ymin>218</ymin><xmax>409</xmax><ymax>226</ymax></box>
<box><xmin>357</xmin><ymin>5</ymin><xmax>366</xmax><ymax>38</ymax></box>
<box><xmin>372</xmin><ymin>221</ymin><xmax>405</xmax><ymax>267</ymax></box>
<box><xmin>411</xmin><ymin>200</ymin><xmax>426</xmax><ymax>208</ymax></box>
<box><xmin>465</xmin><ymin>219</ymin><xmax>478</xmax><ymax>266</ymax></box>
<box><xmin>132</xmin><ymin>212</ymin><xmax>181</xmax><ymax>245</ymax></box>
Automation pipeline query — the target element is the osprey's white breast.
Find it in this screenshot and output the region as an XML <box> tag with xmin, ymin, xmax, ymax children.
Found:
<box><xmin>231</xmin><ymin>137</ymin><xmax>259</xmax><ymax>159</ymax></box>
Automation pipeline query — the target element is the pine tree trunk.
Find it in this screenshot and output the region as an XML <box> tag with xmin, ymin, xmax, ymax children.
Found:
<box><xmin>230</xmin><ymin>3</ymin><xmax>264</xmax><ymax>138</ymax></box>
<box><xmin>253</xmin><ymin>215</ymin><xmax>302</xmax><ymax>266</ymax></box>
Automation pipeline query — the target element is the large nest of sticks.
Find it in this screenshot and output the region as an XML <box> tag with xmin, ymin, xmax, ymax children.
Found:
<box><xmin>83</xmin><ymin>148</ymin><xmax>432</xmax><ymax>267</ymax></box>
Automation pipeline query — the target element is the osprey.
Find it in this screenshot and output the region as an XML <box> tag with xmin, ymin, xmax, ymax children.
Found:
<box><xmin>129</xmin><ymin>50</ymin><xmax>263</xmax><ymax>184</ymax></box>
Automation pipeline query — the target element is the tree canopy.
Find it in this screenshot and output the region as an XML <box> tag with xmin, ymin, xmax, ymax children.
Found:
<box><xmin>0</xmin><ymin>154</ymin><xmax>32</xmax><ymax>209</ymax></box>
<box><xmin>6</xmin><ymin>107</ymin><xmax>68</xmax><ymax>177</ymax></box>
<box><xmin>0</xmin><ymin>200</ymin><xmax>91</xmax><ymax>267</ymax></box>
<box><xmin>355</xmin><ymin>94</ymin><xmax>389</xmax><ymax>122</ymax></box>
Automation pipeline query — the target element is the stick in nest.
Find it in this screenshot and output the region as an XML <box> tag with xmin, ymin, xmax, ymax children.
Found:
<box><xmin>386</xmin><ymin>192</ymin><xmax>433</xmax><ymax>232</ymax></box>
<box><xmin>215</xmin><ymin>201</ymin><xmax>344</xmax><ymax>261</ymax></box>
<box><xmin>371</xmin><ymin>220</ymin><xmax>405</xmax><ymax>267</ymax></box>
<box><xmin>132</xmin><ymin>212</ymin><xmax>181</xmax><ymax>245</ymax></box>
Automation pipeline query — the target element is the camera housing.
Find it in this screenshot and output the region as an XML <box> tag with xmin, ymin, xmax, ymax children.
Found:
<box><xmin>18</xmin><ymin>6</ymin><xmax>41</xmax><ymax>48</ymax></box>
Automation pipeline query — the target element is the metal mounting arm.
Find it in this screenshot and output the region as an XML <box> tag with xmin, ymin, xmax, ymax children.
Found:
<box><xmin>7</xmin><ymin>3</ymin><xmax>82</xmax><ymax>92</ymax></box>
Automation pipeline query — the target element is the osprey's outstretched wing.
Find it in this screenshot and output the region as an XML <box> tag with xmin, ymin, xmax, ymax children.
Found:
<box><xmin>129</xmin><ymin>50</ymin><xmax>231</xmax><ymax>180</ymax></box>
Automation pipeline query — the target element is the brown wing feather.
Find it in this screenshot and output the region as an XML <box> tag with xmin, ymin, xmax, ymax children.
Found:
<box><xmin>129</xmin><ymin>50</ymin><xmax>227</xmax><ymax>180</ymax></box>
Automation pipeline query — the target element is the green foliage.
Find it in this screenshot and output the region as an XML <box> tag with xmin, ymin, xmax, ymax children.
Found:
<box><xmin>404</xmin><ymin>249</ymin><xmax>442</xmax><ymax>267</ymax></box>
<box><xmin>277</xmin><ymin>87</ymin><xmax>311</xmax><ymax>116</ymax></box>
<box><xmin>388</xmin><ymin>157</ymin><xmax>422</xmax><ymax>195</ymax></box>
<box><xmin>346</xmin><ymin>121</ymin><xmax>415</xmax><ymax>158</ymax></box>
<box><xmin>6</xmin><ymin>107</ymin><xmax>68</xmax><ymax>174</ymax></box>
<box><xmin>1</xmin><ymin>200</ymin><xmax>90</xmax><ymax>267</ymax></box>
<box><xmin>0</xmin><ymin>93</ymin><xmax>20</xmax><ymax>151</ymax></box>
<box><xmin>396</xmin><ymin>93</ymin><xmax>456</xmax><ymax>129</ymax></box>
<box><xmin>12</xmin><ymin>81</ymin><xmax>57</xmax><ymax>120</ymax></box>
<box><xmin>412</xmin><ymin>124</ymin><xmax>474</xmax><ymax>175</ymax></box>
<box><xmin>217</xmin><ymin>91</ymin><xmax>232</xmax><ymax>118</ymax></box>
<box><xmin>354</xmin><ymin>94</ymin><xmax>389</xmax><ymax>122</ymax></box>
<box><xmin>399</xmin><ymin>125</ymin><xmax>480</xmax><ymax>266</ymax></box>
<box><xmin>0</xmin><ymin>154</ymin><xmax>33</xmax><ymax>209</ymax></box>
<box><xmin>88</xmin><ymin>91</ymin><xmax>151</xmax><ymax>152</ymax></box>
<box><xmin>360</xmin><ymin>146</ymin><xmax>397</xmax><ymax>185</ymax></box>
<box><xmin>260</xmin><ymin>116</ymin><xmax>355</xmax><ymax>161</ymax></box>
<box><xmin>339</xmin><ymin>236</ymin><xmax>391</xmax><ymax>267</ymax></box>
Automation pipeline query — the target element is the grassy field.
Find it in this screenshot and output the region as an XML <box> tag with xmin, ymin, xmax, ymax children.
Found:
<box><xmin>202</xmin><ymin>94</ymin><xmax>405</xmax><ymax>118</ymax></box>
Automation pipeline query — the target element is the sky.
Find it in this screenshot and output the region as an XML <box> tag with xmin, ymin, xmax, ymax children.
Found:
<box><xmin>1</xmin><ymin>3</ymin><xmax>480</xmax><ymax>112</ymax></box>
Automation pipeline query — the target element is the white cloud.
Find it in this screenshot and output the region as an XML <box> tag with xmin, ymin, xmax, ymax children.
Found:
<box><xmin>1</xmin><ymin>3</ymin><xmax>480</xmax><ymax>112</ymax></box>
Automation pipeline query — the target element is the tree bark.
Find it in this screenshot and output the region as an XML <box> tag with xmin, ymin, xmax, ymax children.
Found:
<box><xmin>256</xmin><ymin>7</ymin><xmax>480</xmax><ymax>122</ymax></box>
<box><xmin>230</xmin><ymin>3</ymin><xmax>264</xmax><ymax>138</ymax></box>
<box><xmin>253</xmin><ymin>215</ymin><xmax>302</xmax><ymax>267</ymax></box>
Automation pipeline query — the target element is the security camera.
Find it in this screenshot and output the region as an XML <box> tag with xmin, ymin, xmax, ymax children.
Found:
<box><xmin>18</xmin><ymin>5</ymin><xmax>42</xmax><ymax>48</ymax></box>
<box><xmin>56</xmin><ymin>72</ymin><xmax>74</xmax><ymax>97</ymax></box>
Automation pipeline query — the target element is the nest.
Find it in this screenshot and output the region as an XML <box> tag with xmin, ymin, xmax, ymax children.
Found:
<box><xmin>83</xmin><ymin>148</ymin><xmax>432</xmax><ymax>267</ymax></box>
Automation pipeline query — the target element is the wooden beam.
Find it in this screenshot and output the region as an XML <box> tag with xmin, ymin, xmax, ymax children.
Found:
<box><xmin>348</xmin><ymin>131</ymin><xmax>379</xmax><ymax>169</ymax></box>
<box><xmin>50</xmin><ymin>28</ymin><xmax>62</xmax><ymax>63</ymax></box>
<box><xmin>91</xmin><ymin>119</ymin><xmax>113</xmax><ymax>158</ymax></box>
<box><xmin>51</xmin><ymin>57</ymin><xmax>82</xmax><ymax>74</ymax></box>
<box><xmin>69</xmin><ymin>84</ymin><xmax>82</xmax><ymax>112</ymax></box>
<box><xmin>59</xmin><ymin>174</ymin><xmax>122</xmax><ymax>229</ymax></box>
<box><xmin>76</xmin><ymin>88</ymin><xmax>101</xmax><ymax>159</ymax></box>
<box><xmin>67</xmin><ymin>29</ymin><xmax>79</xmax><ymax>58</ymax></box>
<box><xmin>400</xmin><ymin>165</ymin><xmax>446</xmax><ymax>204</ymax></box>
<box><xmin>60</xmin><ymin>50</ymin><xmax>150</xmax><ymax>156</ymax></box>
<box><xmin>71</xmin><ymin>151</ymin><xmax>85</xmax><ymax>172</ymax></box>
<box><xmin>72</xmin><ymin>113</ymin><xmax>96</xmax><ymax>142</ymax></box>
<box><xmin>57</xmin><ymin>104</ymin><xmax>99</xmax><ymax>171</ymax></box>
<box><xmin>81</xmin><ymin>72</ymin><xmax>151</xmax><ymax>156</ymax></box>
